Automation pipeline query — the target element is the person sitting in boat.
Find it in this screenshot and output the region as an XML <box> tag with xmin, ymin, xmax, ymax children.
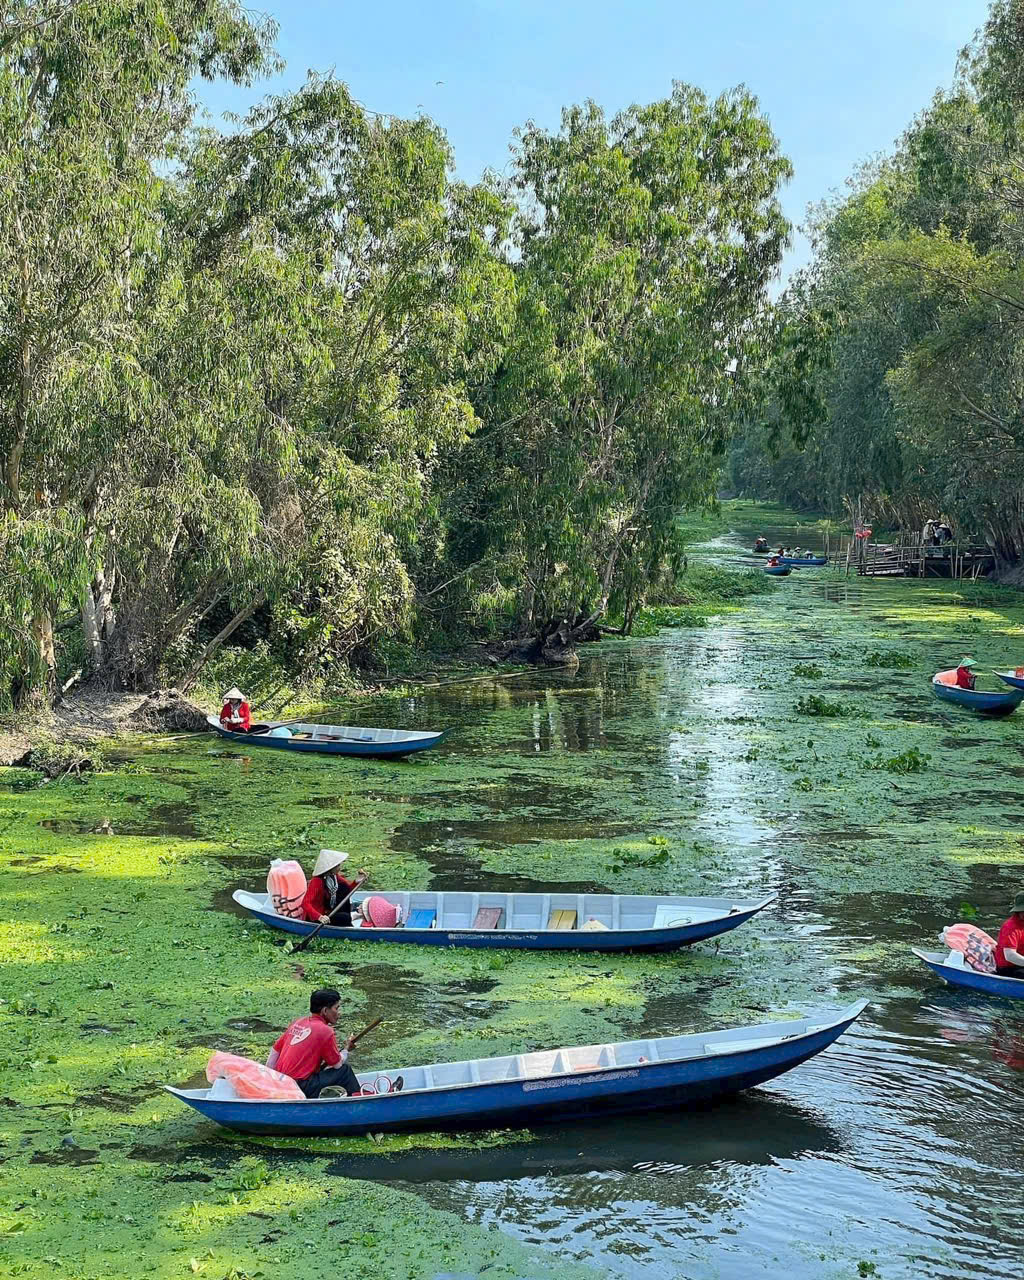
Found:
<box><xmin>994</xmin><ymin>892</ymin><xmax>1024</xmax><ymax>978</ymax></box>
<box><xmin>301</xmin><ymin>849</ymin><xmax>366</xmax><ymax>927</ymax></box>
<box><xmin>954</xmin><ymin>657</ymin><xmax>977</xmax><ymax>690</ymax></box>
<box><xmin>266</xmin><ymin>987</ymin><xmax>398</xmax><ymax>1097</ymax></box>
<box><xmin>754</xmin><ymin>537</ymin><xmax>768</xmax><ymax>552</ymax></box>
<box><xmin>219</xmin><ymin>687</ymin><xmax>251</xmax><ymax>733</ymax></box>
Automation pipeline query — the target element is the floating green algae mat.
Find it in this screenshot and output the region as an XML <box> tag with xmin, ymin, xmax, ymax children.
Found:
<box><xmin>3</xmin><ymin>500</ymin><xmax>1024</xmax><ymax>1278</ymax></box>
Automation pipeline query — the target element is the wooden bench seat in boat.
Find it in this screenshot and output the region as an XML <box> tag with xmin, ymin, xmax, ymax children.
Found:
<box><xmin>547</xmin><ymin>908</ymin><xmax>577</xmax><ymax>930</ymax></box>
<box><xmin>473</xmin><ymin>906</ymin><xmax>504</xmax><ymax>929</ymax></box>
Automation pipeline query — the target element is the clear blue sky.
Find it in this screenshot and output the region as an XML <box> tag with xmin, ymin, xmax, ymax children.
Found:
<box><xmin>200</xmin><ymin>0</ymin><xmax>992</xmax><ymax>279</ymax></box>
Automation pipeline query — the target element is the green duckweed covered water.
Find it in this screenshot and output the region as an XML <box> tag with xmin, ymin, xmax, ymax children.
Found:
<box><xmin>3</xmin><ymin>501</ymin><xmax>1024</xmax><ymax>1279</ymax></box>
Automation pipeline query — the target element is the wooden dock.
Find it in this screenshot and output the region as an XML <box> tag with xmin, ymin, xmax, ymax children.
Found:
<box><xmin>839</xmin><ymin>532</ymin><xmax>995</xmax><ymax>580</ymax></box>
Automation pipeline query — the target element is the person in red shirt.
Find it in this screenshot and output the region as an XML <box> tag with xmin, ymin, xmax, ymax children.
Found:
<box><xmin>301</xmin><ymin>849</ymin><xmax>366</xmax><ymax>927</ymax></box>
<box><xmin>994</xmin><ymin>892</ymin><xmax>1024</xmax><ymax>978</ymax></box>
<box><xmin>267</xmin><ymin>988</ymin><xmax>364</xmax><ymax>1097</ymax></box>
<box><xmin>219</xmin><ymin>687</ymin><xmax>251</xmax><ymax>733</ymax></box>
<box><xmin>954</xmin><ymin>658</ymin><xmax>976</xmax><ymax>690</ymax></box>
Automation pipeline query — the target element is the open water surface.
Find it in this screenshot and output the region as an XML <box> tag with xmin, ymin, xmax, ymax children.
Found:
<box><xmin>335</xmin><ymin>522</ymin><xmax>1024</xmax><ymax>1279</ymax></box>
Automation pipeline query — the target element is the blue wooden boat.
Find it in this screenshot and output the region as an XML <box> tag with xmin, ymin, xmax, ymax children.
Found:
<box><xmin>996</xmin><ymin>670</ymin><xmax>1024</xmax><ymax>693</ymax></box>
<box><xmin>232</xmin><ymin>888</ymin><xmax>777</xmax><ymax>952</ymax></box>
<box><xmin>206</xmin><ymin>715</ymin><xmax>444</xmax><ymax>757</ymax></box>
<box><xmin>930</xmin><ymin>672</ymin><xmax>1024</xmax><ymax>717</ymax></box>
<box><xmin>912</xmin><ymin>948</ymin><xmax>1024</xmax><ymax>1000</ymax></box>
<box><xmin>763</xmin><ymin>565</ymin><xmax>791</xmax><ymax>577</ymax></box>
<box><xmin>779</xmin><ymin>555</ymin><xmax>828</xmax><ymax>567</ymax></box>
<box><xmin>165</xmin><ymin>1000</ymin><xmax>868</xmax><ymax>1136</ymax></box>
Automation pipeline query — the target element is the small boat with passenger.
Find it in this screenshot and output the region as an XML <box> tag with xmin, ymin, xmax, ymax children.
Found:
<box><xmin>165</xmin><ymin>1000</ymin><xmax>868</xmax><ymax>1136</ymax></box>
<box><xmin>207</xmin><ymin>715</ymin><xmax>444</xmax><ymax>757</ymax></box>
<box><xmin>779</xmin><ymin>554</ymin><xmax>828</xmax><ymax>567</ymax></box>
<box><xmin>931</xmin><ymin>671</ymin><xmax>1024</xmax><ymax>717</ymax></box>
<box><xmin>996</xmin><ymin>669</ymin><xmax>1024</xmax><ymax>693</ymax></box>
<box><xmin>232</xmin><ymin>886</ymin><xmax>777</xmax><ymax>952</ymax></box>
<box><xmin>913</xmin><ymin>948</ymin><xmax>1024</xmax><ymax>1000</ymax></box>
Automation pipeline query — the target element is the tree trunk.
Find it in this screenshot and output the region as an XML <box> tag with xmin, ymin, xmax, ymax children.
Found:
<box><xmin>81</xmin><ymin>561</ymin><xmax>117</xmax><ymax>671</ymax></box>
<box><xmin>179</xmin><ymin>596</ymin><xmax>266</xmax><ymax>692</ymax></box>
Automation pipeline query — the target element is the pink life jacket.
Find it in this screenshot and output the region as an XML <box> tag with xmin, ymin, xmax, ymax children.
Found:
<box><xmin>942</xmin><ymin>923</ymin><xmax>997</xmax><ymax>974</ymax></box>
<box><xmin>267</xmin><ymin>859</ymin><xmax>307</xmax><ymax>918</ymax></box>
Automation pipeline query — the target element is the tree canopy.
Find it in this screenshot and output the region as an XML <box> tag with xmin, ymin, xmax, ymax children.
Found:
<box><xmin>0</xmin><ymin>1</ymin><xmax>791</xmax><ymax>705</ymax></box>
<box><xmin>733</xmin><ymin>0</ymin><xmax>1024</xmax><ymax>566</ymax></box>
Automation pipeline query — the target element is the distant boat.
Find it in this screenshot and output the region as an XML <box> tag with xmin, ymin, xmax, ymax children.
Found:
<box><xmin>206</xmin><ymin>715</ymin><xmax>444</xmax><ymax>757</ymax></box>
<box><xmin>764</xmin><ymin>565</ymin><xmax>791</xmax><ymax>577</ymax></box>
<box><xmin>779</xmin><ymin>555</ymin><xmax>828</xmax><ymax>567</ymax></box>
<box><xmin>232</xmin><ymin>888</ymin><xmax>777</xmax><ymax>952</ymax></box>
<box><xmin>912</xmin><ymin>948</ymin><xmax>1024</xmax><ymax>1000</ymax></box>
<box><xmin>165</xmin><ymin>1000</ymin><xmax>869</xmax><ymax>1136</ymax></box>
<box><xmin>996</xmin><ymin>670</ymin><xmax>1024</xmax><ymax>692</ymax></box>
<box><xmin>930</xmin><ymin>672</ymin><xmax>1024</xmax><ymax>717</ymax></box>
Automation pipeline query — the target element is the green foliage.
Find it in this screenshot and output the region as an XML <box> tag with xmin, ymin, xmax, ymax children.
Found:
<box><xmin>0</xmin><ymin>9</ymin><xmax>794</xmax><ymax>702</ymax></box>
<box><xmin>629</xmin><ymin>563</ymin><xmax>775</xmax><ymax>633</ymax></box>
<box><xmin>793</xmin><ymin>663</ymin><xmax>824</xmax><ymax>678</ymax></box>
<box><xmin>608</xmin><ymin>843</ymin><xmax>672</xmax><ymax>873</ymax></box>
<box><xmin>732</xmin><ymin>14</ymin><xmax>1024</xmax><ymax>565</ymax></box>
<box><xmin>865</xmin><ymin>650</ymin><xmax>916</xmax><ymax>669</ymax></box>
<box><xmin>868</xmin><ymin>746</ymin><xmax>931</xmax><ymax>774</ymax></box>
<box><xmin>431</xmin><ymin>85</ymin><xmax>791</xmax><ymax>637</ymax></box>
<box><xmin>795</xmin><ymin>694</ymin><xmax>851</xmax><ymax>717</ymax></box>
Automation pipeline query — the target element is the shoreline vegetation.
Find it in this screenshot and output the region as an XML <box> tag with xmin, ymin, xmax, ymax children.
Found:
<box><xmin>0</xmin><ymin>506</ymin><xmax>788</xmax><ymax>766</ymax></box>
<box><xmin>0</xmin><ymin>3</ymin><xmax>791</xmax><ymax>717</ymax></box>
<box><xmin>729</xmin><ymin>2</ymin><xmax>1024</xmax><ymax>571</ymax></box>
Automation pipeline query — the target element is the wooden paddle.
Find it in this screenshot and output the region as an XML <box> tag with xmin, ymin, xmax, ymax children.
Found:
<box><xmin>346</xmin><ymin>1016</ymin><xmax>383</xmax><ymax>1048</ymax></box>
<box><xmin>287</xmin><ymin>875</ymin><xmax>367</xmax><ymax>954</ymax></box>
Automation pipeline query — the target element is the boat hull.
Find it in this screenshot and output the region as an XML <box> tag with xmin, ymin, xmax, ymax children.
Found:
<box><xmin>232</xmin><ymin>890</ymin><xmax>776</xmax><ymax>952</ymax></box>
<box><xmin>763</xmin><ymin>566</ymin><xmax>791</xmax><ymax>577</ymax></box>
<box><xmin>207</xmin><ymin>717</ymin><xmax>443</xmax><ymax>757</ymax></box>
<box><xmin>166</xmin><ymin>1003</ymin><xmax>866</xmax><ymax>1136</ymax></box>
<box><xmin>913</xmin><ymin>948</ymin><xmax>1024</xmax><ymax>1000</ymax></box>
<box><xmin>996</xmin><ymin>671</ymin><xmax>1024</xmax><ymax>692</ymax></box>
<box><xmin>779</xmin><ymin>556</ymin><xmax>828</xmax><ymax>567</ymax></box>
<box><xmin>930</xmin><ymin>679</ymin><xmax>1023</xmax><ymax>717</ymax></box>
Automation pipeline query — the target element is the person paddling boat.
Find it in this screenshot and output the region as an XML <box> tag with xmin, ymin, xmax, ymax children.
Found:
<box><xmin>301</xmin><ymin>849</ymin><xmax>366</xmax><ymax>927</ymax></box>
<box><xmin>266</xmin><ymin>988</ymin><xmax>402</xmax><ymax>1097</ymax></box>
<box><xmin>219</xmin><ymin>687</ymin><xmax>251</xmax><ymax>733</ymax></box>
<box><xmin>954</xmin><ymin>657</ymin><xmax>977</xmax><ymax>690</ymax></box>
<box><xmin>995</xmin><ymin>892</ymin><xmax>1024</xmax><ymax>979</ymax></box>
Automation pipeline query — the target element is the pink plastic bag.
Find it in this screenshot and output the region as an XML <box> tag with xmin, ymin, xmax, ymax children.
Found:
<box><xmin>942</xmin><ymin>923</ymin><xmax>997</xmax><ymax>974</ymax></box>
<box><xmin>206</xmin><ymin>1051</ymin><xmax>304</xmax><ymax>1101</ymax></box>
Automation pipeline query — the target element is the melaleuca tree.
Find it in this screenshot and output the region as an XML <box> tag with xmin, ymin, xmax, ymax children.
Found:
<box><xmin>0</xmin><ymin>0</ymin><xmax>279</xmax><ymax>700</ymax></box>
<box><xmin>443</xmin><ymin>84</ymin><xmax>791</xmax><ymax>636</ymax></box>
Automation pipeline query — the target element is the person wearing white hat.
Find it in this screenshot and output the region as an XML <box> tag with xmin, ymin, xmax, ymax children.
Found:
<box><xmin>300</xmin><ymin>849</ymin><xmax>367</xmax><ymax>927</ymax></box>
<box><xmin>219</xmin><ymin>687</ymin><xmax>251</xmax><ymax>733</ymax></box>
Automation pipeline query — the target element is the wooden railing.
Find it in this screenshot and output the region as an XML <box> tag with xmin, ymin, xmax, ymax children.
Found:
<box><xmin>835</xmin><ymin>533</ymin><xmax>994</xmax><ymax>579</ymax></box>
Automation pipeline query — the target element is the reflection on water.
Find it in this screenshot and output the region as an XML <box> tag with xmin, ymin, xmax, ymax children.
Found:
<box><xmin>390</xmin><ymin>1005</ymin><xmax>1024</xmax><ymax>1280</ymax></box>
<box><xmin>310</xmin><ymin>520</ymin><xmax>1024</xmax><ymax>1279</ymax></box>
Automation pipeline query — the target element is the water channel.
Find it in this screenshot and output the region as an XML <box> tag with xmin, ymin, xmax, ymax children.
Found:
<box><xmin>6</xmin><ymin>512</ymin><xmax>1024</xmax><ymax>1279</ymax></box>
<box><xmin>343</xmin><ymin>518</ymin><xmax>1024</xmax><ymax>1279</ymax></box>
